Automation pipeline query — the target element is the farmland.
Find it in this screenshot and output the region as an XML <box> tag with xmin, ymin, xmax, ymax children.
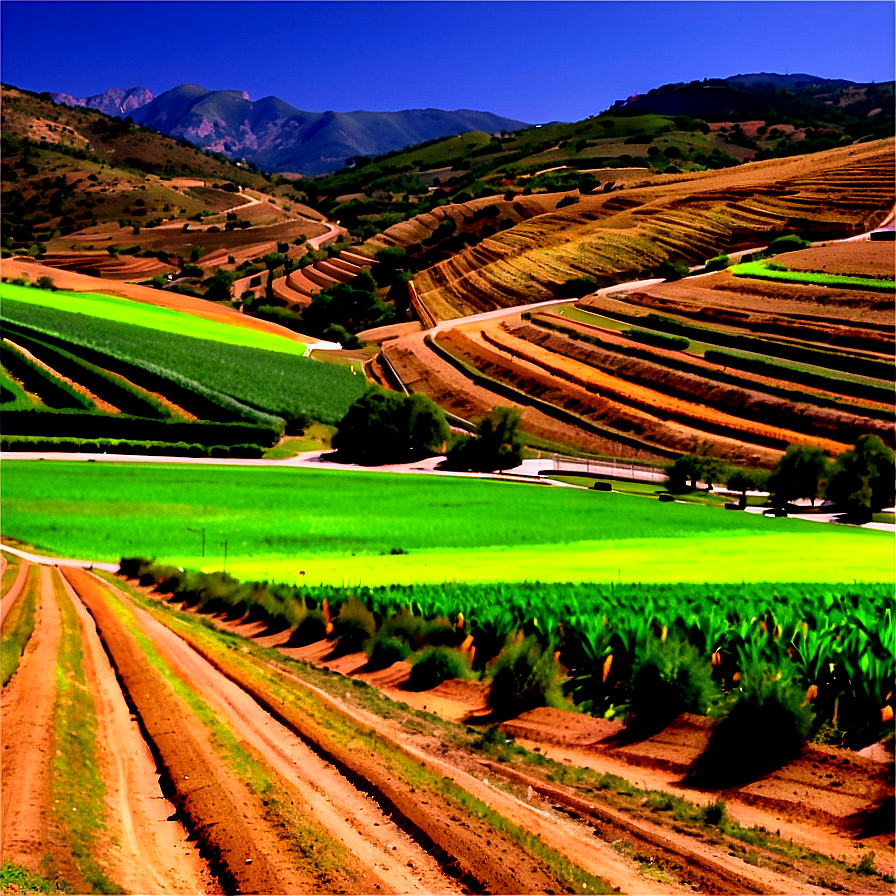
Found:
<box><xmin>2</xmin><ymin>460</ymin><xmax>892</xmax><ymax>585</ymax></box>
<box><xmin>2</xmin><ymin>282</ymin><xmax>310</xmax><ymax>355</ymax></box>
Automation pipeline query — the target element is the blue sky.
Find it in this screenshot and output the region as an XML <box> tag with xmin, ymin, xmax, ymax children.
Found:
<box><xmin>1</xmin><ymin>1</ymin><xmax>893</xmax><ymax>123</ymax></box>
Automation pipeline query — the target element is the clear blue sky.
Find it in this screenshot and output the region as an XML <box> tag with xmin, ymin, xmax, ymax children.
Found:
<box><xmin>1</xmin><ymin>1</ymin><xmax>893</xmax><ymax>123</ymax></box>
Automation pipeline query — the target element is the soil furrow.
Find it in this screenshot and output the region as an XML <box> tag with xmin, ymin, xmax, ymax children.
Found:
<box><xmin>61</xmin><ymin>567</ymin><xmax>316</xmax><ymax>894</ymax></box>
<box><xmin>115</xmin><ymin>581</ymin><xmax>463</xmax><ymax>895</ymax></box>
<box><xmin>139</xmin><ymin>596</ymin><xmax>596</xmax><ymax>894</ymax></box>
<box><xmin>56</xmin><ymin>571</ymin><xmax>217</xmax><ymax>895</ymax></box>
<box><xmin>1</xmin><ymin>567</ymin><xmax>71</xmax><ymax>880</ymax></box>
<box><xmin>0</xmin><ymin>559</ymin><xmax>29</xmax><ymax>626</ymax></box>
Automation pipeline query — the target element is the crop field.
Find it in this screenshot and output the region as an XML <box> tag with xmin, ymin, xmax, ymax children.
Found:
<box><xmin>407</xmin><ymin>140</ymin><xmax>894</xmax><ymax>319</ymax></box>
<box><xmin>730</xmin><ymin>260</ymin><xmax>894</xmax><ymax>291</ymax></box>
<box><xmin>2</xmin><ymin>461</ymin><xmax>892</xmax><ymax>586</ymax></box>
<box><xmin>2</xmin><ymin>299</ymin><xmax>366</xmax><ymax>426</ymax></box>
<box><xmin>1</xmin><ymin>282</ymin><xmax>309</xmax><ymax>356</ymax></box>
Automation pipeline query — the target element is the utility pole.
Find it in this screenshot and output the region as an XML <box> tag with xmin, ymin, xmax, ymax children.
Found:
<box><xmin>187</xmin><ymin>526</ymin><xmax>206</xmax><ymax>558</ymax></box>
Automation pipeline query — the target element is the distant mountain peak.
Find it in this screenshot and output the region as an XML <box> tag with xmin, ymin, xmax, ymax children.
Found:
<box><xmin>50</xmin><ymin>86</ymin><xmax>154</xmax><ymax>117</ymax></box>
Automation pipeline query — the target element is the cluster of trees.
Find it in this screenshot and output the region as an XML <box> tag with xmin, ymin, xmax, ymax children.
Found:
<box><xmin>334</xmin><ymin>391</ymin><xmax>525</xmax><ymax>472</ymax></box>
<box><xmin>667</xmin><ymin>436</ymin><xmax>894</xmax><ymax>518</ymax></box>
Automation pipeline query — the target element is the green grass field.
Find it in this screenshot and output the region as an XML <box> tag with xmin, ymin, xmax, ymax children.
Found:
<box><xmin>2</xmin><ymin>460</ymin><xmax>891</xmax><ymax>586</ymax></box>
<box><xmin>1</xmin><ymin>283</ymin><xmax>310</xmax><ymax>355</ymax></box>
<box><xmin>730</xmin><ymin>262</ymin><xmax>894</xmax><ymax>291</ymax></box>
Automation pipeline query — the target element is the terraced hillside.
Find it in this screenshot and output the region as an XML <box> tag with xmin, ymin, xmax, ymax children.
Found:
<box><xmin>395</xmin><ymin>140</ymin><xmax>893</xmax><ymax>321</ymax></box>
<box><xmin>384</xmin><ymin>238</ymin><xmax>893</xmax><ymax>463</ymax></box>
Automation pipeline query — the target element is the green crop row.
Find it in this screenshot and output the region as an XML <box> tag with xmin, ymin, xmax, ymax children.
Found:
<box><xmin>1</xmin><ymin>435</ymin><xmax>265</xmax><ymax>458</ymax></box>
<box><xmin>1</xmin><ymin>408</ymin><xmax>281</xmax><ymax>448</ymax></box>
<box><xmin>624</xmin><ymin>328</ymin><xmax>690</xmax><ymax>351</ymax></box>
<box><xmin>8</xmin><ymin>329</ymin><xmax>172</xmax><ymax>419</ymax></box>
<box><xmin>122</xmin><ymin>558</ymin><xmax>895</xmax><ymax>752</ymax></box>
<box><xmin>0</xmin><ymin>368</ymin><xmax>37</xmax><ymax>410</ymax></box>
<box><xmin>731</xmin><ymin>261</ymin><xmax>896</xmax><ymax>292</ymax></box>
<box><xmin>2</xmin><ymin>317</ymin><xmax>285</xmax><ymax>429</ymax></box>
<box><xmin>1</xmin><ymin>340</ymin><xmax>94</xmax><ymax>411</ymax></box>
<box><xmin>529</xmin><ymin>313</ymin><xmax>894</xmax><ymax>421</ymax></box>
<box><xmin>638</xmin><ymin>312</ymin><xmax>895</xmax><ymax>383</ymax></box>
<box><xmin>3</xmin><ymin>299</ymin><xmax>366</xmax><ymax>427</ymax></box>
<box><xmin>703</xmin><ymin>349</ymin><xmax>894</xmax><ymax>405</ymax></box>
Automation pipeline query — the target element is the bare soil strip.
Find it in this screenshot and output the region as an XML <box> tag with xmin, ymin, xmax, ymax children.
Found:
<box><xmin>1</xmin><ymin>567</ymin><xmax>68</xmax><ymax>880</ymax></box>
<box><xmin>56</xmin><ymin>572</ymin><xmax>216</xmax><ymax>895</ymax></box>
<box><xmin>118</xmin><ymin>583</ymin><xmax>463</xmax><ymax>895</ymax></box>
<box><xmin>0</xmin><ymin>560</ymin><xmax>29</xmax><ymax>626</ymax></box>
<box><xmin>62</xmin><ymin>567</ymin><xmax>312</xmax><ymax>894</ymax></box>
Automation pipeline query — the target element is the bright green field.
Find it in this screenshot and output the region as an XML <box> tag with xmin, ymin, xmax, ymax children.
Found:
<box><xmin>1</xmin><ymin>283</ymin><xmax>309</xmax><ymax>355</ymax></box>
<box><xmin>730</xmin><ymin>262</ymin><xmax>894</xmax><ymax>291</ymax></box>
<box><xmin>2</xmin><ymin>460</ymin><xmax>892</xmax><ymax>586</ymax></box>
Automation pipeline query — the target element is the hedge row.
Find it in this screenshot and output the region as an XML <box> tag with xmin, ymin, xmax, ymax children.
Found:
<box><xmin>1</xmin><ymin>341</ymin><xmax>94</xmax><ymax>411</ymax></box>
<box><xmin>531</xmin><ymin>315</ymin><xmax>894</xmax><ymax>422</ymax></box>
<box><xmin>1</xmin><ymin>408</ymin><xmax>281</xmax><ymax>447</ymax></box>
<box><xmin>1</xmin><ymin>435</ymin><xmax>265</xmax><ymax>458</ymax></box>
<box><xmin>703</xmin><ymin>350</ymin><xmax>894</xmax><ymax>405</ymax></box>
<box><xmin>624</xmin><ymin>328</ymin><xmax>690</xmax><ymax>351</ymax></box>
<box><xmin>8</xmin><ymin>330</ymin><xmax>172</xmax><ymax>420</ymax></box>
<box><xmin>1</xmin><ymin>319</ymin><xmax>285</xmax><ymax>430</ymax></box>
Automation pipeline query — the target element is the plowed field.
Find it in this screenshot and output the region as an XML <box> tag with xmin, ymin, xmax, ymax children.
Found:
<box><xmin>4</xmin><ymin>557</ymin><xmax>893</xmax><ymax>895</ymax></box>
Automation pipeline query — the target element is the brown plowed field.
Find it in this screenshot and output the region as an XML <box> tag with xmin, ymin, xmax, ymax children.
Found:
<box><xmin>385</xmin><ymin>332</ymin><xmax>664</xmax><ymax>458</ymax></box>
<box><xmin>7</xmin><ymin>560</ymin><xmax>893</xmax><ymax>894</ymax></box>
<box><xmin>1</xmin><ymin>563</ymin><xmax>214</xmax><ymax>894</ymax></box>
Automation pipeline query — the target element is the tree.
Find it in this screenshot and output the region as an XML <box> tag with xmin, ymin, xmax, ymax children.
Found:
<box><xmin>825</xmin><ymin>435</ymin><xmax>895</xmax><ymax>518</ymax></box>
<box><xmin>445</xmin><ymin>406</ymin><xmax>524</xmax><ymax>472</ymax></box>
<box><xmin>204</xmin><ymin>268</ymin><xmax>235</xmax><ymax>303</ymax></box>
<box><xmin>333</xmin><ymin>387</ymin><xmax>449</xmax><ymax>465</ymax></box>
<box><xmin>726</xmin><ymin>467</ymin><xmax>768</xmax><ymax>507</ymax></box>
<box><xmin>666</xmin><ymin>453</ymin><xmax>729</xmax><ymax>492</ymax></box>
<box><xmin>768</xmin><ymin>444</ymin><xmax>829</xmax><ymax>506</ymax></box>
<box><xmin>262</xmin><ymin>251</ymin><xmax>285</xmax><ymax>302</ymax></box>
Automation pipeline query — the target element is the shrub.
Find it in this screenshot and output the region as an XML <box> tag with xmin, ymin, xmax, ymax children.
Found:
<box><xmin>407</xmin><ymin>646</ymin><xmax>472</xmax><ymax>691</ymax></box>
<box><xmin>365</xmin><ymin>634</ymin><xmax>412</xmax><ymax>670</ymax></box>
<box><xmin>487</xmin><ymin>635</ymin><xmax>564</xmax><ymax>718</ymax></box>
<box><xmin>703</xmin><ymin>255</ymin><xmax>729</xmax><ymax>272</ymax></box>
<box><xmin>692</xmin><ymin>661</ymin><xmax>813</xmax><ymax>785</ymax></box>
<box><xmin>767</xmin><ymin>234</ymin><xmax>810</xmax><ymax>255</ymax></box>
<box><xmin>329</xmin><ymin>597</ymin><xmax>376</xmax><ymax>656</ymax></box>
<box><xmin>626</xmin><ymin>636</ymin><xmax>718</xmax><ymax>736</ymax></box>
<box><xmin>286</xmin><ymin>609</ymin><xmax>327</xmax><ymax>646</ymax></box>
<box><xmin>656</xmin><ymin>260</ymin><xmax>690</xmax><ymax>281</ymax></box>
<box><xmin>555</xmin><ymin>276</ymin><xmax>598</xmax><ymax>299</ymax></box>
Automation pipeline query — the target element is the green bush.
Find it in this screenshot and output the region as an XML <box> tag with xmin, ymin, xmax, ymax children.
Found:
<box><xmin>487</xmin><ymin>635</ymin><xmax>564</xmax><ymax>718</ymax></box>
<box><xmin>767</xmin><ymin>234</ymin><xmax>810</xmax><ymax>255</ymax></box>
<box><xmin>626</xmin><ymin>636</ymin><xmax>718</xmax><ymax>736</ymax></box>
<box><xmin>329</xmin><ymin>597</ymin><xmax>376</xmax><ymax>656</ymax></box>
<box><xmin>286</xmin><ymin>609</ymin><xmax>327</xmax><ymax>646</ymax></box>
<box><xmin>365</xmin><ymin>634</ymin><xmax>412</xmax><ymax>670</ymax></box>
<box><xmin>703</xmin><ymin>255</ymin><xmax>729</xmax><ymax>272</ymax></box>
<box><xmin>407</xmin><ymin>646</ymin><xmax>472</xmax><ymax>691</ymax></box>
<box><xmin>692</xmin><ymin>661</ymin><xmax>813</xmax><ymax>785</ymax></box>
<box><xmin>555</xmin><ymin>276</ymin><xmax>598</xmax><ymax>299</ymax></box>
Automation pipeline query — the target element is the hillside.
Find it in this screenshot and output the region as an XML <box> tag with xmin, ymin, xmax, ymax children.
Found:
<box><xmin>53</xmin><ymin>82</ymin><xmax>530</xmax><ymax>176</ymax></box>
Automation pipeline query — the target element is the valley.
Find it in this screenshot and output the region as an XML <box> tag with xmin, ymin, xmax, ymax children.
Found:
<box><xmin>1</xmin><ymin>63</ymin><xmax>894</xmax><ymax>896</ymax></box>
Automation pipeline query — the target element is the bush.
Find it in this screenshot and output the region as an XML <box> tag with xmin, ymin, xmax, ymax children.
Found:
<box><xmin>555</xmin><ymin>276</ymin><xmax>598</xmax><ymax>299</ymax></box>
<box><xmin>656</xmin><ymin>260</ymin><xmax>690</xmax><ymax>281</ymax></box>
<box><xmin>329</xmin><ymin>597</ymin><xmax>376</xmax><ymax>656</ymax></box>
<box><xmin>365</xmin><ymin>634</ymin><xmax>412</xmax><ymax>670</ymax></box>
<box><xmin>626</xmin><ymin>636</ymin><xmax>718</xmax><ymax>736</ymax></box>
<box><xmin>487</xmin><ymin>636</ymin><xmax>564</xmax><ymax>718</ymax></box>
<box><xmin>703</xmin><ymin>255</ymin><xmax>729</xmax><ymax>272</ymax></box>
<box><xmin>407</xmin><ymin>646</ymin><xmax>472</xmax><ymax>691</ymax></box>
<box><xmin>767</xmin><ymin>234</ymin><xmax>810</xmax><ymax>255</ymax></box>
<box><xmin>286</xmin><ymin>609</ymin><xmax>327</xmax><ymax>646</ymax></box>
<box><xmin>692</xmin><ymin>661</ymin><xmax>813</xmax><ymax>785</ymax></box>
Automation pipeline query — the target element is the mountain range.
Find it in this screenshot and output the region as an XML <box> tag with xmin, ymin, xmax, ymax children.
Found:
<box><xmin>51</xmin><ymin>83</ymin><xmax>528</xmax><ymax>176</ymax></box>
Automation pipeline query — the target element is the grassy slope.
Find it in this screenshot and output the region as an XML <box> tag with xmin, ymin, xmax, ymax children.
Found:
<box><xmin>2</xmin><ymin>283</ymin><xmax>308</xmax><ymax>355</ymax></box>
<box><xmin>2</xmin><ymin>461</ymin><xmax>891</xmax><ymax>586</ymax></box>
